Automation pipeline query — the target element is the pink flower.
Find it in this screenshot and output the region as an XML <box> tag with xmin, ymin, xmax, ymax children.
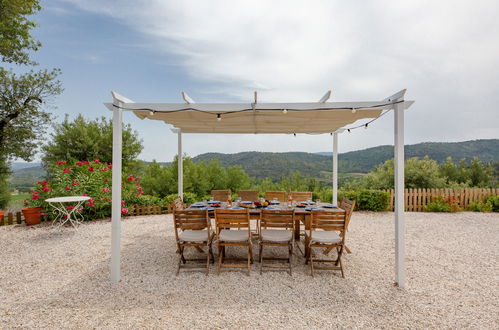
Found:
<box><xmin>102</xmin><ymin>187</ymin><xmax>110</xmax><ymax>193</ymax></box>
<box><xmin>76</xmin><ymin>161</ymin><xmax>83</xmax><ymax>166</ymax></box>
<box><xmin>67</xmin><ymin>205</ymin><xmax>74</xmax><ymax>210</ymax></box>
<box><xmin>121</xmin><ymin>207</ymin><xmax>129</xmax><ymax>214</ymax></box>
<box><xmin>101</xmin><ymin>167</ymin><xmax>108</xmax><ymax>172</ymax></box>
<box><xmin>56</xmin><ymin>161</ymin><xmax>67</xmax><ymax>165</ymax></box>
<box><xmin>24</xmin><ymin>199</ymin><xmax>28</xmax><ymax>206</ymax></box>
<box><xmin>103</xmin><ymin>178</ymin><xmax>109</xmax><ymax>182</ymax></box>
<box><xmin>127</xmin><ymin>175</ymin><xmax>134</xmax><ymax>181</ymax></box>
<box><xmin>31</xmin><ymin>195</ymin><xmax>39</xmax><ymax>200</ymax></box>
<box><xmin>42</xmin><ymin>187</ymin><xmax>50</xmax><ymax>192</ymax></box>
<box><xmin>83</xmin><ymin>193</ymin><xmax>88</xmax><ymax>196</ymax></box>
<box><xmin>88</xmin><ymin>167</ymin><xmax>94</xmax><ymax>172</ymax></box>
<box><xmin>72</xmin><ymin>181</ymin><xmax>81</xmax><ymax>186</ymax></box>
<box><xmin>121</xmin><ymin>200</ymin><xmax>126</xmax><ymax>206</ymax></box>
<box><xmin>108</xmin><ymin>164</ymin><xmax>112</xmax><ymax>169</ymax></box>
<box><xmin>82</xmin><ymin>160</ymin><xmax>90</xmax><ymax>165</ymax></box>
<box><xmin>94</xmin><ymin>158</ymin><xmax>101</xmax><ymax>164</ymax></box>
<box><xmin>65</xmin><ymin>186</ymin><xmax>71</xmax><ymax>191</ymax></box>
<box><xmin>63</xmin><ymin>168</ymin><xmax>71</xmax><ymax>174</ymax></box>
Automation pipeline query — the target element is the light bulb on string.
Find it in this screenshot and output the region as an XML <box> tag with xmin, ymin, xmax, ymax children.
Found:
<box><xmin>282</xmin><ymin>109</ymin><xmax>287</xmax><ymax>114</ymax></box>
<box><xmin>149</xmin><ymin>110</ymin><xmax>154</xmax><ymax>116</ymax></box>
<box><xmin>351</xmin><ymin>108</ymin><xmax>357</xmax><ymax>114</ymax></box>
<box><xmin>217</xmin><ymin>114</ymin><xmax>222</xmax><ymax>121</ymax></box>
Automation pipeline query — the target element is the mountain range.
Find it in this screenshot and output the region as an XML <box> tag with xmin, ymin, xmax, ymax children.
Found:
<box><xmin>9</xmin><ymin>139</ymin><xmax>498</xmax><ymax>190</ymax></box>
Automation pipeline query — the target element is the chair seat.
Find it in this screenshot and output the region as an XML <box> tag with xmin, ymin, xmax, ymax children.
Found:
<box><xmin>179</xmin><ymin>230</ymin><xmax>209</xmax><ymax>242</ymax></box>
<box><xmin>261</xmin><ymin>229</ymin><xmax>292</xmax><ymax>242</ymax></box>
<box><xmin>219</xmin><ymin>229</ymin><xmax>250</xmax><ymax>242</ymax></box>
<box><xmin>306</xmin><ymin>230</ymin><xmax>342</xmax><ymax>244</ymax></box>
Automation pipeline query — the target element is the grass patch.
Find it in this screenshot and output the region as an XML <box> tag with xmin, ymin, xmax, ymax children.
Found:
<box><xmin>9</xmin><ymin>194</ymin><xmax>30</xmax><ymax>207</ymax></box>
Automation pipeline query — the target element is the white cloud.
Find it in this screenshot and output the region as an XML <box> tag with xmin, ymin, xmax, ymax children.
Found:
<box><xmin>59</xmin><ymin>0</ymin><xmax>499</xmax><ymax>159</ymax></box>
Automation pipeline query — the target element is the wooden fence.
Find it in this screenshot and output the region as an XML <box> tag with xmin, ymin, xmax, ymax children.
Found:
<box><xmin>382</xmin><ymin>188</ymin><xmax>499</xmax><ymax>211</ymax></box>
<box><xmin>1</xmin><ymin>188</ymin><xmax>497</xmax><ymax>226</ymax></box>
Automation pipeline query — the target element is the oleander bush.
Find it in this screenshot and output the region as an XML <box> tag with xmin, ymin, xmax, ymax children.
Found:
<box><xmin>26</xmin><ymin>160</ymin><xmax>144</xmax><ymax>220</ymax></box>
<box><xmin>423</xmin><ymin>196</ymin><xmax>461</xmax><ymax>212</ymax></box>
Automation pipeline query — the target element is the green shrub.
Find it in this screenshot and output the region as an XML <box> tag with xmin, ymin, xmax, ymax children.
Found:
<box><xmin>485</xmin><ymin>196</ymin><xmax>499</xmax><ymax>212</ymax></box>
<box><xmin>338</xmin><ymin>189</ymin><xmax>390</xmax><ymax>211</ymax></box>
<box><xmin>424</xmin><ymin>197</ymin><xmax>453</xmax><ymax>212</ymax></box>
<box><xmin>467</xmin><ymin>201</ymin><xmax>492</xmax><ymax>212</ymax></box>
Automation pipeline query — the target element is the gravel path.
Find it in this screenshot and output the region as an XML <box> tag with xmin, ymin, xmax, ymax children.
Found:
<box><xmin>0</xmin><ymin>212</ymin><xmax>498</xmax><ymax>329</ymax></box>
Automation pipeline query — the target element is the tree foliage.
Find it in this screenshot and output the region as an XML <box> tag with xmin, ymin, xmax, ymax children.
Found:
<box><xmin>42</xmin><ymin>114</ymin><xmax>143</xmax><ymax>169</ymax></box>
<box><xmin>0</xmin><ymin>0</ymin><xmax>62</xmax><ymax>208</ymax></box>
<box><xmin>0</xmin><ymin>0</ymin><xmax>42</xmax><ymax>65</ymax></box>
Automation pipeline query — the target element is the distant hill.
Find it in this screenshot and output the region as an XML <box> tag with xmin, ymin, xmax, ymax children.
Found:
<box><xmin>193</xmin><ymin>139</ymin><xmax>499</xmax><ymax>179</ymax></box>
<box><xmin>9</xmin><ymin>139</ymin><xmax>498</xmax><ymax>190</ymax></box>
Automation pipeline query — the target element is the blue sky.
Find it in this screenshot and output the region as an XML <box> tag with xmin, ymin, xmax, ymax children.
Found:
<box><xmin>25</xmin><ymin>0</ymin><xmax>499</xmax><ymax>162</ymax></box>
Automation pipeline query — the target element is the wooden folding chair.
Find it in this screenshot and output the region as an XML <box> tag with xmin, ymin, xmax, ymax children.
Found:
<box><xmin>173</xmin><ymin>197</ymin><xmax>184</xmax><ymax>210</ymax></box>
<box><xmin>322</xmin><ymin>198</ymin><xmax>355</xmax><ymax>255</ymax></box>
<box><xmin>238</xmin><ymin>190</ymin><xmax>259</xmax><ymax>202</ymax></box>
<box><xmin>304</xmin><ymin>209</ymin><xmax>349</xmax><ymax>277</ymax></box>
<box><xmin>215</xmin><ymin>208</ymin><xmax>253</xmax><ymax>275</ymax></box>
<box><xmin>173</xmin><ymin>209</ymin><xmax>214</xmax><ymax>275</ymax></box>
<box><xmin>265</xmin><ymin>191</ymin><xmax>287</xmax><ymax>202</ymax></box>
<box><xmin>259</xmin><ymin>209</ymin><xmax>295</xmax><ymax>275</ymax></box>
<box><xmin>211</xmin><ymin>189</ymin><xmax>232</xmax><ymax>202</ymax></box>
<box><xmin>289</xmin><ymin>191</ymin><xmax>312</xmax><ymax>202</ymax></box>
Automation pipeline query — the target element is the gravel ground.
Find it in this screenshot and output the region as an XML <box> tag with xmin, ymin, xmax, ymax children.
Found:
<box><xmin>0</xmin><ymin>212</ymin><xmax>498</xmax><ymax>329</ymax></box>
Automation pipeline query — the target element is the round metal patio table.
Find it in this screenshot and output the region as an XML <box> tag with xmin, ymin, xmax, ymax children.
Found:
<box><xmin>45</xmin><ymin>196</ymin><xmax>91</xmax><ymax>229</ymax></box>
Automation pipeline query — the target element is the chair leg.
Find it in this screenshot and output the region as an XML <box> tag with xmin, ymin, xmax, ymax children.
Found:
<box><xmin>209</xmin><ymin>244</ymin><xmax>215</xmax><ymax>264</ymax></box>
<box><xmin>259</xmin><ymin>243</ymin><xmax>263</xmax><ymax>264</ymax></box>
<box><xmin>206</xmin><ymin>245</ymin><xmax>210</xmax><ymax>276</ymax></box>
<box><xmin>259</xmin><ymin>244</ymin><xmax>264</xmax><ymax>275</ymax></box>
<box><xmin>176</xmin><ymin>254</ymin><xmax>182</xmax><ymax>276</ymax></box>
<box><xmin>338</xmin><ymin>246</ymin><xmax>345</xmax><ymax>278</ymax></box>
<box><xmin>217</xmin><ymin>245</ymin><xmax>223</xmax><ymax>275</ymax></box>
<box><xmin>310</xmin><ymin>248</ymin><xmax>315</xmax><ymax>277</ymax></box>
<box><xmin>180</xmin><ymin>246</ymin><xmax>186</xmax><ymax>264</ymax></box>
<box><xmin>288</xmin><ymin>243</ymin><xmax>293</xmax><ymax>276</ymax></box>
<box><xmin>249</xmin><ymin>243</ymin><xmax>254</xmax><ymax>264</ymax></box>
<box><xmin>247</xmin><ymin>245</ymin><xmax>251</xmax><ymax>276</ymax></box>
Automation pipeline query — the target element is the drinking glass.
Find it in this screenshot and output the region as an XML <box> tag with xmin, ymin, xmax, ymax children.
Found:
<box><xmin>272</xmin><ymin>197</ymin><xmax>278</xmax><ymax>204</ymax></box>
<box><xmin>316</xmin><ymin>199</ymin><xmax>321</xmax><ymax>207</ymax></box>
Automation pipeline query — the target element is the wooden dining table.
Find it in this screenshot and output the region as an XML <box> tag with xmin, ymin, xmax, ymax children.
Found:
<box><xmin>186</xmin><ymin>202</ymin><xmax>345</xmax><ymax>241</ymax></box>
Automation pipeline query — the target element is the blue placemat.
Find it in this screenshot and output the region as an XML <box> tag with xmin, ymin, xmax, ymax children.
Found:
<box><xmin>305</xmin><ymin>207</ymin><xmax>322</xmax><ymax>211</ymax></box>
<box><xmin>269</xmin><ymin>201</ymin><xmax>280</xmax><ymax>205</ymax></box>
<box><xmin>322</xmin><ymin>204</ymin><xmax>337</xmax><ymax>208</ymax></box>
<box><xmin>229</xmin><ymin>206</ymin><xmax>244</xmax><ymax>210</ymax></box>
<box><xmin>300</xmin><ymin>201</ymin><xmax>315</xmax><ymax>205</ymax></box>
<box><xmin>207</xmin><ymin>200</ymin><xmax>221</xmax><ymax>204</ymax></box>
<box><xmin>191</xmin><ymin>202</ymin><xmax>206</xmax><ymax>207</ymax></box>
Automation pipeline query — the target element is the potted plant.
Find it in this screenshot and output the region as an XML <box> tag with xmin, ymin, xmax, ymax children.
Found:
<box><xmin>23</xmin><ymin>191</ymin><xmax>44</xmax><ymax>226</ymax></box>
<box><xmin>0</xmin><ymin>210</ymin><xmax>4</xmax><ymax>224</ymax></box>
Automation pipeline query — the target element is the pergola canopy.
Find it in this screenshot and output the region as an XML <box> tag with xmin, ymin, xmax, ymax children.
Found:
<box><xmin>106</xmin><ymin>88</ymin><xmax>414</xmax><ymax>288</ymax></box>
<box><xmin>104</xmin><ymin>90</ymin><xmax>414</xmax><ymax>134</ymax></box>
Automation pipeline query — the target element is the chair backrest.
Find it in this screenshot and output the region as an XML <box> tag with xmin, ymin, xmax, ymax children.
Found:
<box><xmin>173</xmin><ymin>197</ymin><xmax>184</xmax><ymax>210</ymax></box>
<box><xmin>310</xmin><ymin>210</ymin><xmax>347</xmax><ymax>237</ymax></box>
<box><xmin>238</xmin><ymin>190</ymin><xmax>259</xmax><ymax>202</ymax></box>
<box><xmin>265</xmin><ymin>191</ymin><xmax>287</xmax><ymax>202</ymax></box>
<box><xmin>211</xmin><ymin>189</ymin><xmax>232</xmax><ymax>202</ymax></box>
<box><xmin>173</xmin><ymin>209</ymin><xmax>210</xmax><ymax>241</ymax></box>
<box><xmin>214</xmin><ymin>208</ymin><xmax>250</xmax><ymax>235</ymax></box>
<box><xmin>339</xmin><ymin>198</ymin><xmax>355</xmax><ymax>231</ymax></box>
<box><xmin>289</xmin><ymin>191</ymin><xmax>312</xmax><ymax>202</ymax></box>
<box><xmin>260</xmin><ymin>209</ymin><xmax>295</xmax><ymax>232</ymax></box>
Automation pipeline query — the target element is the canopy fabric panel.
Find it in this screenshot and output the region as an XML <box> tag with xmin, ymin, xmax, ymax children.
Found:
<box><xmin>103</xmin><ymin>91</ymin><xmax>414</xmax><ymax>134</ymax></box>
<box><xmin>135</xmin><ymin>108</ymin><xmax>382</xmax><ymax>133</ymax></box>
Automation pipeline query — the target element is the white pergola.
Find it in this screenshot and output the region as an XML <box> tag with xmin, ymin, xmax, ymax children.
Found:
<box><xmin>104</xmin><ymin>89</ymin><xmax>414</xmax><ymax>287</ymax></box>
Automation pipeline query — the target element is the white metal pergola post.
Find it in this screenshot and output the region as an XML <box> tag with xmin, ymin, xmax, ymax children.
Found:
<box><xmin>177</xmin><ymin>130</ymin><xmax>183</xmax><ymax>200</ymax></box>
<box><xmin>394</xmin><ymin>101</ymin><xmax>406</xmax><ymax>288</ymax></box>
<box><xmin>110</xmin><ymin>100</ymin><xmax>123</xmax><ymax>283</ymax></box>
<box><xmin>332</xmin><ymin>132</ymin><xmax>339</xmax><ymax>206</ymax></box>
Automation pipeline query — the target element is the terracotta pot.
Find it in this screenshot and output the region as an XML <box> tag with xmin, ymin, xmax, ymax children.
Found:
<box><xmin>22</xmin><ymin>207</ymin><xmax>42</xmax><ymax>226</ymax></box>
<box><xmin>0</xmin><ymin>210</ymin><xmax>4</xmax><ymax>224</ymax></box>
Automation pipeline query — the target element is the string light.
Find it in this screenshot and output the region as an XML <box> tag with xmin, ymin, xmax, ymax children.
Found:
<box><xmin>347</xmin><ymin>129</ymin><xmax>351</xmax><ymax>133</ymax></box>
<box><xmin>149</xmin><ymin>110</ymin><xmax>154</xmax><ymax>116</ymax></box>
<box><xmin>282</xmin><ymin>109</ymin><xmax>288</xmax><ymax>114</ymax></box>
<box><xmin>364</xmin><ymin>123</ymin><xmax>368</xmax><ymax>129</ymax></box>
<box><xmin>217</xmin><ymin>114</ymin><xmax>221</xmax><ymax>121</ymax></box>
<box><xmin>293</xmin><ymin>133</ymin><xmax>296</xmax><ymax>137</ymax></box>
<box><xmin>351</xmin><ymin>108</ymin><xmax>357</xmax><ymax>114</ymax></box>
